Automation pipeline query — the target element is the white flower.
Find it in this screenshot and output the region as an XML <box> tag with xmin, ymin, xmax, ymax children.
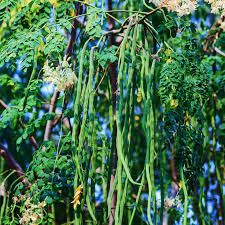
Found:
<box><xmin>149</xmin><ymin>0</ymin><xmax>225</xmax><ymax>16</ymax></box>
<box><xmin>164</xmin><ymin>195</ymin><xmax>182</xmax><ymax>209</ymax></box>
<box><xmin>19</xmin><ymin>197</ymin><xmax>46</xmax><ymax>225</ymax></box>
<box><xmin>43</xmin><ymin>57</ymin><xmax>77</xmax><ymax>92</ymax></box>
<box><xmin>205</xmin><ymin>0</ymin><xmax>225</xmax><ymax>15</ymax></box>
<box><xmin>149</xmin><ymin>0</ymin><xmax>198</xmax><ymax>16</ymax></box>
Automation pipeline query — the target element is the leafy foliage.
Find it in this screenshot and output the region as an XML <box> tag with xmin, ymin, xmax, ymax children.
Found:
<box><xmin>0</xmin><ymin>1</ymin><xmax>225</xmax><ymax>225</ymax></box>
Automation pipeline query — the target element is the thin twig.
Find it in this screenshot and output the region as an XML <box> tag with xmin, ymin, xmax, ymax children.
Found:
<box><xmin>203</xmin><ymin>16</ymin><xmax>225</xmax><ymax>52</ymax></box>
<box><xmin>44</xmin><ymin>90</ymin><xmax>60</xmax><ymax>141</ymax></box>
<box><xmin>215</xmin><ymin>47</ymin><xmax>225</xmax><ymax>57</ymax></box>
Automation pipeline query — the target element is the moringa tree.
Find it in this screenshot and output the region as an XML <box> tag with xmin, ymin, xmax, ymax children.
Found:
<box><xmin>0</xmin><ymin>1</ymin><xmax>225</xmax><ymax>225</ymax></box>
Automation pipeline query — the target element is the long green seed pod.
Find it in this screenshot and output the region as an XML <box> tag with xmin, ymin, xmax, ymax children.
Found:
<box><xmin>77</xmin><ymin>35</ymin><xmax>103</xmax><ymax>150</ymax></box>
<box><xmin>118</xmin><ymin>20</ymin><xmax>139</xmax><ymax>225</ymax></box>
<box><xmin>78</xmin><ymin>47</ymin><xmax>97</xmax><ymax>223</ymax></box>
<box><xmin>115</xmin><ymin>153</ymin><xmax>123</xmax><ymax>225</ymax></box>
<box><xmin>144</xmin><ymin>36</ymin><xmax>158</xmax><ymax>225</ymax></box>
<box><xmin>114</xmin><ymin>17</ymin><xmax>138</xmax><ymax>225</ymax></box>
<box><xmin>159</xmin><ymin>147</ymin><xmax>165</xmax><ymax>225</ymax></box>
<box><xmin>181</xmin><ymin>167</ymin><xmax>188</xmax><ymax>225</ymax></box>
<box><xmin>129</xmin><ymin>173</ymin><xmax>145</xmax><ymax>225</ymax></box>
<box><xmin>150</xmin><ymin>57</ymin><xmax>157</xmax><ymax>224</ymax></box>
<box><xmin>72</xmin><ymin>38</ymin><xmax>91</xmax><ymax>145</ymax></box>
<box><xmin>75</xmin><ymin>37</ymin><xmax>104</xmax><ymax>223</ymax></box>
<box><xmin>86</xmin><ymin>195</ymin><xmax>97</xmax><ymax>223</ymax></box>
<box><xmin>118</xmin><ymin>177</ymin><xmax>129</xmax><ymax>224</ymax></box>
<box><xmin>122</xmin><ymin>18</ymin><xmax>138</xmax><ymax>144</ymax></box>
<box><xmin>140</xmin><ymin>54</ymin><xmax>146</xmax><ymax>101</ymax></box>
<box><xmin>116</xmin><ymin>18</ymin><xmax>141</xmax><ymax>186</ymax></box>
<box><xmin>72</xmin><ymin>40</ymin><xmax>91</xmax><ymax>224</ymax></box>
<box><xmin>101</xmin><ymin>139</ymin><xmax>108</xmax><ymax>224</ymax></box>
<box><xmin>77</xmin><ymin>47</ymin><xmax>95</xmax><ymax>150</ymax></box>
<box><xmin>80</xmin><ymin>75</ymin><xmax>88</xmax><ymax>104</ymax></box>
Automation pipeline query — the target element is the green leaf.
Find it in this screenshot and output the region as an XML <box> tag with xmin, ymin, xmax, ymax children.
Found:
<box><xmin>16</xmin><ymin>137</ymin><xmax>23</xmax><ymax>145</ymax></box>
<box><xmin>45</xmin><ymin>196</ymin><xmax>53</xmax><ymax>204</ymax></box>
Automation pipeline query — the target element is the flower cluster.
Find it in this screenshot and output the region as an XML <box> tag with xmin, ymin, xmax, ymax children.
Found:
<box><xmin>149</xmin><ymin>0</ymin><xmax>225</xmax><ymax>16</ymax></box>
<box><xmin>17</xmin><ymin>196</ymin><xmax>46</xmax><ymax>225</ymax></box>
<box><xmin>205</xmin><ymin>0</ymin><xmax>225</xmax><ymax>16</ymax></box>
<box><xmin>149</xmin><ymin>0</ymin><xmax>198</xmax><ymax>16</ymax></box>
<box><xmin>43</xmin><ymin>57</ymin><xmax>76</xmax><ymax>91</ymax></box>
<box><xmin>164</xmin><ymin>195</ymin><xmax>181</xmax><ymax>209</ymax></box>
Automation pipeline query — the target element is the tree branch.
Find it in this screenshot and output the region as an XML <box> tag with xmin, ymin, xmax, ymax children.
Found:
<box><xmin>0</xmin><ymin>144</ymin><xmax>24</xmax><ymax>178</ymax></box>
<box><xmin>203</xmin><ymin>16</ymin><xmax>225</xmax><ymax>52</ymax></box>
